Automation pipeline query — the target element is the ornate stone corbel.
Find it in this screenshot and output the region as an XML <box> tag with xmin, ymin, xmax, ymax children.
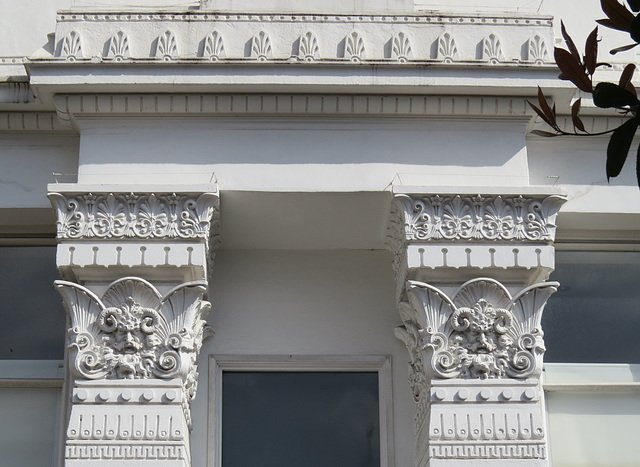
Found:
<box><xmin>57</xmin><ymin>278</ymin><xmax>211</xmax><ymax>405</ymax></box>
<box><xmin>49</xmin><ymin>186</ymin><xmax>219</xmax><ymax>466</ymax></box>
<box><xmin>389</xmin><ymin>189</ymin><xmax>565</xmax><ymax>467</ymax></box>
<box><xmin>402</xmin><ymin>278</ymin><xmax>556</xmax><ymax>381</ymax></box>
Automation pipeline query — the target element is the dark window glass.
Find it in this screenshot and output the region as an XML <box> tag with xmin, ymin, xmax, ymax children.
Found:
<box><xmin>542</xmin><ymin>251</ymin><xmax>640</xmax><ymax>363</ymax></box>
<box><xmin>222</xmin><ymin>372</ymin><xmax>380</xmax><ymax>467</ymax></box>
<box><xmin>0</xmin><ymin>246</ymin><xmax>65</xmax><ymax>359</ymax></box>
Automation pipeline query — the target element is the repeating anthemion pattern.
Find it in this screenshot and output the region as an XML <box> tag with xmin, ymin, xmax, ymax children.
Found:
<box><xmin>49</xmin><ymin>192</ymin><xmax>218</xmax><ymax>240</ymax></box>
<box><xmin>397</xmin><ymin>194</ymin><xmax>565</xmax><ymax>242</ymax></box>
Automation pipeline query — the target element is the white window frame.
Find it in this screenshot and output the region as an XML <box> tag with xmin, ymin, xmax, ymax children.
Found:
<box><xmin>207</xmin><ymin>354</ymin><xmax>394</xmax><ymax>467</ymax></box>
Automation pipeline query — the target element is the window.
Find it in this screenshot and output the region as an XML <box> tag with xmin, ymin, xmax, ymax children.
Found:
<box><xmin>208</xmin><ymin>356</ymin><xmax>392</xmax><ymax>467</ymax></box>
<box><xmin>542</xmin><ymin>250</ymin><xmax>640</xmax><ymax>363</ymax></box>
<box><xmin>0</xmin><ymin>246</ymin><xmax>65</xmax><ymax>359</ymax></box>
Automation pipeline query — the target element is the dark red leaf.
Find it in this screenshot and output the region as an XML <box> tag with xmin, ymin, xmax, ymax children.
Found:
<box><xmin>537</xmin><ymin>86</ymin><xmax>556</xmax><ymax>125</ymax></box>
<box><xmin>636</xmin><ymin>143</ymin><xmax>640</xmax><ymax>188</ymax></box>
<box><xmin>554</xmin><ymin>48</ymin><xmax>593</xmax><ymax>92</ymax></box>
<box><xmin>527</xmin><ymin>101</ymin><xmax>555</xmax><ymax>127</ymax></box>
<box><xmin>597</xmin><ymin>17</ymin><xmax>630</xmax><ymax>31</ymax></box>
<box><xmin>619</xmin><ymin>63</ymin><xmax>636</xmax><ymax>94</ymax></box>
<box><xmin>561</xmin><ymin>21</ymin><xmax>581</xmax><ymax>61</ymax></box>
<box><xmin>584</xmin><ymin>27</ymin><xmax>599</xmax><ymax>75</ymax></box>
<box><xmin>600</xmin><ymin>0</ymin><xmax>635</xmax><ymax>31</ymax></box>
<box><xmin>530</xmin><ymin>130</ymin><xmax>560</xmax><ymax>137</ymax></box>
<box><xmin>606</xmin><ymin>118</ymin><xmax>638</xmax><ymax>180</ymax></box>
<box><xmin>631</xmin><ymin>13</ymin><xmax>640</xmax><ymax>41</ymax></box>
<box><xmin>610</xmin><ymin>42</ymin><xmax>640</xmax><ymax>54</ymax></box>
<box><xmin>593</xmin><ymin>81</ymin><xmax>640</xmax><ymax>108</ymax></box>
<box><xmin>571</xmin><ymin>98</ymin><xmax>587</xmax><ymax>132</ymax></box>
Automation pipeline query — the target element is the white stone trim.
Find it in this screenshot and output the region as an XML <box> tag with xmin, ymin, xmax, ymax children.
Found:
<box><xmin>49</xmin><ymin>11</ymin><xmax>553</xmax><ymax>64</ymax></box>
<box><xmin>0</xmin><ymin>360</ymin><xmax>64</xmax><ymax>387</ymax></box>
<box><xmin>53</xmin><ymin>94</ymin><xmax>534</xmax><ymax>122</ymax></box>
<box><xmin>56</xmin><ymin>11</ymin><xmax>553</xmax><ymax>26</ymax></box>
<box><xmin>0</xmin><ymin>82</ymin><xmax>33</xmax><ymax>104</ymax></box>
<box><xmin>0</xmin><ymin>112</ymin><xmax>69</xmax><ymax>131</ymax></box>
<box><xmin>207</xmin><ymin>354</ymin><xmax>394</xmax><ymax>467</ymax></box>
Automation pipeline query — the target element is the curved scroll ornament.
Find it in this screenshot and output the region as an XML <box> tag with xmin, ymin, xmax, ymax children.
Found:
<box><xmin>396</xmin><ymin>194</ymin><xmax>565</xmax><ymax>242</ymax></box>
<box><xmin>48</xmin><ymin>192</ymin><xmax>218</xmax><ymax>240</ymax></box>
<box><xmin>56</xmin><ymin>277</ymin><xmax>212</xmax><ymax>402</ymax></box>
<box><xmin>396</xmin><ymin>278</ymin><xmax>557</xmax><ymax>380</ymax></box>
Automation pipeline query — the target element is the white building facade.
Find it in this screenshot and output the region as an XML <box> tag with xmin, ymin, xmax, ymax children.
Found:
<box><xmin>1</xmin><ymin>1</ymin><xmax>639</xmax><ymax>466</ymax></box>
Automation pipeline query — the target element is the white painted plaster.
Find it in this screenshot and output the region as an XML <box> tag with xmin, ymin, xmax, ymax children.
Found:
<box><xmin>0</xmin><ymin>388</ymin><xmax>61</xmax><ymax>467</ymax></box>
<box><xmin>191</xmin><ymin>249</ymin><xmax>414</xmax><ymax>467</ymax></box>
<box><xmin>75</xmin><ymin>118</ymin><xmax>530</xmax><ymax>190</ymax></box>
<box><xmin>0</xmin><ymin>134</ymin><xmax>79</xmax><ymax>208</ymax></box>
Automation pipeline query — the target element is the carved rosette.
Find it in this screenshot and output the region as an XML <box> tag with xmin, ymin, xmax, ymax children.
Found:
<box><xmin>48</xmin><ymin>192</ymin><xmax>219</xmax><ymax>241</ymax></box>
<box><xmin>56</xmin><ymin>277</ymin><xmax>213</xmax><ymax>413</ymax></box>
<box><xmin>394</xmin><ymin>194</ymin><xmax>565</xmax><ymax>243</ymax></box>
<box><xmin>396</xmin><ymin>278</ymin><xmax>556</xmax><ymax>381</ymax></box>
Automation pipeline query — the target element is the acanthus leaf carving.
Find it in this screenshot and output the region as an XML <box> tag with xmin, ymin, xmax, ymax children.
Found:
<box><xmin>394</xmin><ymin>194</ymin><xmax>565</xmax><ymax>243</ymax></box>
<box><xmin>203</xmin><ymin>30</ymin><xmax>225</xmax><ymax>61</ymax></box>
<box><xmin>344</xmin><ymin>31</ymin><xmax>366</xmax><ymax>62</ymax></box>
<box><xmin>48</xmin><ymin>192</ymin><xmax>219</xmax><ymax>241</ymax></box>
<box><xmin>391</xmin><ymin>31</ymin><xmax>412</xmax><ymax>62</ymax></box>
<box><xmin>156</xmin><ymin>29</ymin><xmax>178</xmax><ymax>61</ymax></box>
<box><xmin>395</xmin><ymin>301</ymin><xmax>430</xmax><ymax>430</ymax></box>
<box><xmin>527</xmin><ymin>34</ymin><xmax>549</xmax><ymax>65</ymax></box>
<box><xmin>298</xmin><ymin>31</ymin><xmax>319</xmax><ymax>62</ymax></box>
<box><xmin>60</xmin><ymin>30</ymin><xmax>83</xmax><ymax>61</ymax></box>
<box><xmin>396</xmin><ymin>278</ymin><xmax>557</xmax><ymax>381</ymax></box>
<box><xmin>482</xmin><ymin>33</ymin><xmax>504</xmax><ymax>64</ymax></box>
<box><xmin>56</xmin><ymin>277</ymin><xmax>212</xmax><ymax>404</ymax></box>
<box><xmin>106</xmin><ymin>30</ymin><xmax>130</xmax><ymax>61</ymax></box>
<box><xmin>437</xmin><ymin>32</ymin><xmax>458</xmax><ymax>63</ymax></box>
<box><xmin>251</xmin><ymin>31</ymin><xmax>272</xmax><ymax>61</ymax></box>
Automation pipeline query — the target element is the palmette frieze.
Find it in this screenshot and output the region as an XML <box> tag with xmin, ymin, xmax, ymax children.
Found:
<box><xmin>396</xmin><ymin>278</ymin><xmax>557</xmax><ymax>380</ymax></box>
<box><xmin>395</xmin><ymin>194</ymin><xmax>565</xmax><ymax>243</ymax></box>
<box><xmin>49</xmin><ymin>11</ymin><xmax>553</xmax><ymax>64</ymax></box>
<box><xmin>49</xmin><ymin>191</ymin><xmax>219</xmax><ymax>240</ymax></box>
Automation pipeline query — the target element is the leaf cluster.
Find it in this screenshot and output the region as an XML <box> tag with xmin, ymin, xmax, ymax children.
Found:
<box><xmin>529</xmin><ymin>0</ymin><xmax>640</xmax><ymax>187</ymax></box>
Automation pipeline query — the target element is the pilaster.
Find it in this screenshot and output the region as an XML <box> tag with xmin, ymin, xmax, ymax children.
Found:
<box><xmin>48</xmin><ymin>184</ymin><xmax>219</xmax><ymax>467</ymax></box>
<box><xmin>388</xmin><ymin>188</ymin><xmax>565</xmax><ymax>467</ymax></box>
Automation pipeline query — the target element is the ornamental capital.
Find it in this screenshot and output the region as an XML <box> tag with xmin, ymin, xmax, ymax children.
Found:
<box><xmin>56</xmin><ymin>277</ymin><xmax>213</xmax><ymax>427</ymax></box>
<box><xmin>395</xmin><ymin>278</ymin><xmax>556</xmax><ymax>383</ymax></box>
<box><xmin>388</xmin><ymin>191</ymin><xmax>566</xmax><ymax>246</ymax></box>
<box><xmin>48</xmin><ymin>189</ymin><xmax>219</xmax><ymax>243</ymax></box>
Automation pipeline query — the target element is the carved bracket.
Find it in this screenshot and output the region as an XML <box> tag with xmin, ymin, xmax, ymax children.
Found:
<box><xmin>392</xmin><ymin>193</ymin><xmax>565</xmax><ymax>244</ymax></box>
<box><xmin>48</xmin><ymin>191</ymin><xmax>219</xmax><ymax>241</ymax></box>
<box><xmin>396</xmin><ymin>278</ymin><xmax>556</xmax><ymax>383</ymax></box>
<box><xmin>56</xmin><ymin>277</ymin><xmax>213</xmax><ymax>411</ymax></box>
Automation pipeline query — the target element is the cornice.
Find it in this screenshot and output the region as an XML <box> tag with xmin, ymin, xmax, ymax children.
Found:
<box><xmin>53</xmin><ymin>94</ymin><xmax>534</xmax><ymax>123</ymax></box>
<box><xmin>0</xmin><ymin>82</ymin><xmax>33</xmax><ymax>104</ymax></box>
<box><xmin>46</xmin><ymin>10</ymin><xmax>554</xmax><ymax>66</ymax></box>
<box><xmin>56</xmin><ymin>11</ymin><xmax>553</xmax><ymax>25</ymax></box>
<box><xmin>0</xmin><ymin>112</ymin><xmax>69</xmax><ymax>131</ymax></box>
